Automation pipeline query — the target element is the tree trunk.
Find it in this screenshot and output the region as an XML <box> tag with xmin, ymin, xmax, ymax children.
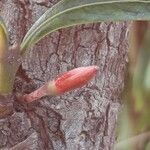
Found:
<box><xmin>0</xmin><ymin>1</ymin><xmax>128</xmax><ymax>150</ymax></box>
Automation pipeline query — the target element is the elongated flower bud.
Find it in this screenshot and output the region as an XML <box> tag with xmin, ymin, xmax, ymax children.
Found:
<box><xmin>24</xmin><ymin>66</ymin><xmax>99</xmax><ymax>103</ymax></box>
<box><xmin>52</xmin><ymin>66</ymin><xmax>99</xmax><ymax>94</ymax></box>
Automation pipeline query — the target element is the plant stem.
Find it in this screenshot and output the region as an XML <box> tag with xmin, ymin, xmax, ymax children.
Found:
<box><xmin>23</xmin><ymin>85</ymin><xmax>49</xmax><ymax>103</ymax></box>
<box><xmin>0</xmin><ymin>61</ymin><xmax>14</xmax><ymax>94</ymax></box>
<box><xmin>0</xmin><ymin>43</ymin><xmax>21</xmax><ymax>95</ymax></box>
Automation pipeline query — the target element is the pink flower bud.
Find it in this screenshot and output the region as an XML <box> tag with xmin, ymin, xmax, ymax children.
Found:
<box><xmin>52</xmin><ymin>66</ymin><xmax>99</xmax><ymax>95</ymax></box>
<box><xmin>24</xmin><ymin>66</ymin><xmax>99</xmax><ymax>103</ymax></box>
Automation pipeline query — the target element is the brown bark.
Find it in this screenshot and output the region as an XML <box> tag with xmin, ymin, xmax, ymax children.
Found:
<box><xmin>0</xmin><ymin>0</ymin><xmax>128</xmax><ymax>150</ymax></box>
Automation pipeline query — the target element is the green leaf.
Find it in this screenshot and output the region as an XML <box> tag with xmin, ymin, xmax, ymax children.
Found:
<box><xmin>0</xmin><ymin>16</ymin><xmax>13</xmax><ymax>95</ymax></box>
<box><xmin>133</xmin><ymin>28</ymin><xmax>150</xmax><ymax>111</ymax></box>
<box><xmin>0</xmin><ymin>16</ymin><xmax>8</xmax><ymax>57</ymax></box>
<box><xmin>21</xmin><ymin>0</ymin><xmax>150</xmax><ymax>53</ymax></box>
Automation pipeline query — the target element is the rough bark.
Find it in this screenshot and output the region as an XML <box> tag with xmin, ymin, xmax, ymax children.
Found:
<box><xmin>0</xmin><ymin>0</ymin><xmax>128</xmax><ymax>150</ymax></box>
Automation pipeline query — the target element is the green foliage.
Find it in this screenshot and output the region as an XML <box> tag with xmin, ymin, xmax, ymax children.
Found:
<box><xmin>21</xmin><ymin>0</ymin><xmax>150</xmax><ymax>53</ymax></box>
<box><xmin>117</xmin><ymin>22</ymin><xmax>150</xmax><ymax>149</ymax></box>
<box><xmin>133</xmin><ymin>29</ymin><xmax>150</xmax><ymax>111</ymax></box>
<box><xmin>0</xmin><ymin>16</ymin><xmax>8</xmax><ymax>57</ymax></box>
<box><xmin>0</xmin><ymin>17</ymin><xmax>13</xmax><ymax>94</ymax></box>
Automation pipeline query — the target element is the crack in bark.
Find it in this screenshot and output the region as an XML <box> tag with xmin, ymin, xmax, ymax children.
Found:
<box><xmin>13</xmin><ymin>0</ymin><xmax>31</xmax><ymax>42</ymax></box>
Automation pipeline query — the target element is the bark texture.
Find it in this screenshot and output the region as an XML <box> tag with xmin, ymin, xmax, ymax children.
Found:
<box><xmin>0</xmin><ymin>0</ymin><xmax>128</xmax><ymax>150</ymax></box>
